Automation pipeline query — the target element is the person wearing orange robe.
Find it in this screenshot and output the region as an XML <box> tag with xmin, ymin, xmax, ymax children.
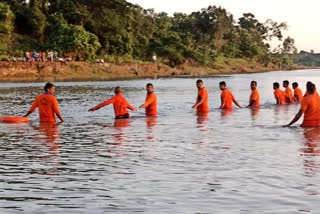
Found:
<box><xmin>139</xmin><ymin>83</ymin><xmax>157</xmax><ymax>116</ymax></box>
<box><xmin>283</xmin><ymin>80</ymin><xmax>295</xmax><ymax>103</ymax></box>
<box><xmin>273</xmin><ymin>82</ymin><xmax>288</xmax><ymax>105</ymax></box>
<box><xmin>24</xmin><ymin>82</ymin><xmax>64</xmax><ymax>122</ymax></box>
<box><xmin>89</xmin><ymin>86</ymin><xmax>136</xmax><ymax>119</ymax></box>
<box><xmin>284</xmin><ymin>82</ymin><xmax>320</xmax><ymax>127</ymax></box>
<box><xmin>192</xmin><ymin>79</ymin><xmax>210</xmax><ymax>112</ymax></box>
<box><xmin>292</xmin><ymin>82</ymin><xmax>303</xmax><ymax>103</ymax></box>
<box><xmin>219</xmin><ymin>81</ymin><xmax>242</xmax><ymax>109</ymax></box>
<box><xmin>247</xmin><ymin>81</ymin><xmax>260</xmax><ymax>108</ymax></box>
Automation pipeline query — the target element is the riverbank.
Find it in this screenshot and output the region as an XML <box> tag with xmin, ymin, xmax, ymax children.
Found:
<box><xmin>0</xmin><ymin>59</ymin><xmax>312</xmax><ymax>82</ymax></box>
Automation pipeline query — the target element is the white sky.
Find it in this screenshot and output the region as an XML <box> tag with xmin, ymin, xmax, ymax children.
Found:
<box><xmin>127</xmin><ymin>0</ymin><xmax>320</xmax><ymax>53</ymax></box>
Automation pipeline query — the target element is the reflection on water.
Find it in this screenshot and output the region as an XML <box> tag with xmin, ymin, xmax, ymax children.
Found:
<box><xmin>1</xmin><ymin>69</ymin><xmax>320</xmax><ymax>213</ymax></box>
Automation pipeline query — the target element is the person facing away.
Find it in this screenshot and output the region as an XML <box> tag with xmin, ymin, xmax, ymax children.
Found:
<box><xmin>292</xmin><ymin>82</ymin><xmax>303</xmax><ymax>103</ymax></box>
<box><xmin>24</xmin><ymin>82</ymin><xmax>64</xmax><ymax>122</ymax></box>
<box><xmin>247</xmin><ymin>81</ymin><xmax>260</xmax><ymax>108</ymax></box>
<box><xmin>88</xmin><ymin>86</ymin><xmax>137</xmax><ymax>119</ymax></box>
<box><xmin>283</xmin><ymin>80</ymin><xmax>294</xmax><ymax>103</ymax></box>
<box><xmin>304</xmin><ymin>81</ymin><xmax>319</xmax><ymax>97</ymax></box>
<box><xmin>219</xmin><ymin>81</ymin><xmax>242</xmax><ymax>109</ymax></box>
<box><xmin>139</xmin><ymin>83</ymin><xmax>157</xmax><ymax>116</ymax></box>
<box><xmin>192</xmin><ymin>79</ymin><xmax>210</xmax><ymax>112</ymax></box>
<box><xmin>273</xmin><ymin>82</ymin><xmax>288</xmax><ymax>105</ymax></box>
<box><xmin>284</xmin><ymin>81</ymin><xmax>320</xmax><ymax>127</ymax></box>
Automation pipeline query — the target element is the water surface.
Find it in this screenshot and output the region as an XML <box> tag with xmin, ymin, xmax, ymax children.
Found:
<box><xmin>1</xmin><ymin>69</ymin><xmax>320</xmax><ymax>213</ymax></box>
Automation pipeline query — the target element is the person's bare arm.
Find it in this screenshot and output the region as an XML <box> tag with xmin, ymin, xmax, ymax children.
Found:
<box><xmin>283</xmin><ymin>110</ymin><xmax>303</xmax><ymax>127</ymax></box>
<box><xmin>192</xmin><ymin>98</ymin><xmax>204</xmax><ymax>109</ymax></box>
<box><xmin>234</xmin><ymin>100</ymin><xmax>243</xmax><ymax>108</ymax></box>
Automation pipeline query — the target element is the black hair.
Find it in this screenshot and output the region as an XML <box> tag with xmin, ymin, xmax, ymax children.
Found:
<box><xmin>196</xmin><ymin>79</ymin><xmax>203</xmax><ymax>84</ymax></box>
<box><xmin>146</xmin><ymin>83</ymin><xmax>153</xmax><ymax>88</ymax></box>
<box><xmin>283</xmin><ymin>80</ymin><xmax>289</xmax><ymax>85</ymax></box>
<box><xmin>251</xmin><ymin>81</ymin><xmax>257</xmax><ymax>86</ymax></box>
<box><xmin>44</xmin><ymin>82</ymin><xmax>54</xmax><ymax>92</ymax></box>
<box><xmin>292</xmin><ymin>82</ymin><xmax>298</xmax><ymax>87</ymax></box>
<box><xmin>219</xmin><ymin>81</ymin><xmax>226</xmax><ymax>86</ymax></box>
<box><xmin>306</xmin><ymin>81</ymin><xmax>316</xmax><ymax>94</ymax></box>
<box><xmin>114</xmin><ymin>86</ymin><xmax>121</xmax><ymax>94</ymax></box>
<box><xmin>273</xmin><ymin>82</ymin><xmax>279</xmax><ymax>88</ymax></box>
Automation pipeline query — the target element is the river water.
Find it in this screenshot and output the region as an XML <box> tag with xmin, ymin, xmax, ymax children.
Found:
<box><xmin>1</xmin><ymin>69</ymin><xmax>320</xmax><ymax>213</ymax></box>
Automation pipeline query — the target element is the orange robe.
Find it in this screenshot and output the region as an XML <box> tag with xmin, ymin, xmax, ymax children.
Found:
<box><xmin>249</xmin><ymin>89</ymin><xmax>260</xmax><ymax>107</ymax></box>
<box><xmin>29</xmin><ymin>93</ymin><xmax>61</xmax><ymax>122</ymax></box>
<box><xmin>274</xmin><ymin>88</ymin><xmax>288</xmax><ymax>104</ymax></box>
<box><xmin>93</xmin><ymin>93</ymin><xmax>136</xmax><ymax>117</ymax></box>
<box><xmin>294</xmin><ymin>87</ymin><xmax>303</xmax><ymax>102</ymax></box>
<box><xmin>142</xmin><ymin>92</ymin><xmax>157</xmax><ymax>116</ymax></box>
<box><xmin>196</xmin><ymin>87</ymin><xmax>210</xmax><ymax>112</ymax></box>
<box><xmin>221</xmin><ymin>89</ymin><xmax>236</xmax><ymax>109</ymax></box>
<box><xmin>285</xmin><ymin>87</ymin><xmax>295</xmax><ymax>103</ymax></box>
<box><xmin>300</xmin><ymin>94</ymin><xmax>320</xmax><ymax>127</ymax></box>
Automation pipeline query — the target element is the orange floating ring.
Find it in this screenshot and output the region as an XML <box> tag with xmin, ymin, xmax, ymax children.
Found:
<box><xmin>0</xmin><ymin>116</ymin><xmax>30</xmax><ymax>123</ymax></box>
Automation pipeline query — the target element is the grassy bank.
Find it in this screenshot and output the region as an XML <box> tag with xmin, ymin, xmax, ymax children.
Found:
<box><xmin>0</xmin><ymin>57</ymin><xmax>312</xmax><ymax>82</ymax></box>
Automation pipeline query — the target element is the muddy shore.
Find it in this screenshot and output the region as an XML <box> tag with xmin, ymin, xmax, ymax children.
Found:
<box><xmin>0</xmin><ymin>61</ymin><xmax>311</xmax><ymax>82</ymax></box>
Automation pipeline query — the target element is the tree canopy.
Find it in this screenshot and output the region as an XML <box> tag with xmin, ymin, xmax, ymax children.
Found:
<box><xmin>0</xmin><ymin>0</ymin><xmax>296</xmax><ymax>66</ymax></box>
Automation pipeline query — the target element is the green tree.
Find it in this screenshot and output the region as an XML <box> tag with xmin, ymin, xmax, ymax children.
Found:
<box><xmin>0</xmin><ymin>2</ymin><xmax>14</xmax><ymax>55</ymax></box>
<box><xmin>45</xmin><ymin>14</ymin><xmax>101</xmax><ymax>60</ymax></box>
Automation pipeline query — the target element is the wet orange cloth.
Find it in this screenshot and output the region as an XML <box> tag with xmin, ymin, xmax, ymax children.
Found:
<box><xmin>285</xmin><ymin>87</ymin><xmax>295</xmax><ymax>103</ymax></box>
<box><xmin>196</xmin><ymin>87</ymin><xmax>210</xmax><ymax>112</ymax></box>
<box><xmin>142</xmin><ymin>92</ymin><xmax>157</xmax><ymax>116</ymax></box>
<box><xmin>249</xmin><ymin>89</ymin><xmax>260</xmax><ymax>107</ymax></box>
<box><xmin>294</xmin><ymin>87</ymin><xmax>303</xmax><ymax>102</ymax></box>
<box><xmin>300</xmin><ymin>94</ymin><xmax>320</xmax><ymax>127</ymax></box>
<box><xmin>221</xmin><ymin>89</ymin><xmax>236</xmax><ymax>109</ymax></box>
<box><xmin>274</xmin><ymin>88</ymin><xmax>288</xmax><ymax>104</ymax></box>
<box><xmin>93</xmin><ymin>93</ymin><xmax>136</xmax><ymax>117</ymax></box>
<box><xmin>29</xmin><ymin>94</ymin><xmax>61</xmax><ymax>122</ymax></box>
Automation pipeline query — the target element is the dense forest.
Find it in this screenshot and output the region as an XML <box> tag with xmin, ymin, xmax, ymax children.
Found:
<box><xmin>0</xmin><ymin>0</ymin><xmax>298</xmax><ymax>67</ymax></box>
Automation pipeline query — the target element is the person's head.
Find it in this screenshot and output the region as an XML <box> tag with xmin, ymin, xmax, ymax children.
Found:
<box><xmin>250</xmin><ymin>81</ymin><xmax>257</xmax><ymax>90</ymax></box>
<box><xmin>146</xmin><ymin>83</ymin><xmax>153</xmax><ymax>93</ymax></box>
<box><xmin>219</xmin><ymin>81</ymin><xmax>226</xmax><ymax>90</ymax></box>
<box><xmin>114</xmin><ymin>86</ymin><xmax>122</xmax><ymax>94</ymax></box>
<box><xmin>292</xmin><ymin>82</ymin><xmax>298</xmax><ymax>89</ymax></box>
<box><xmin>44</xmin><ymin>82</ymin><xmax>55</xmax><ymax>94</ymax></box>
<box><xmin>283</xmin><ymin>80</ymin><xmax>289</xmax><ymax>88</ymax></box>
<box><xmin>196</xmin><ymin>79</ymin><xmax>203</xmax><ymax>89</ymax></box>
<box><xmin>306</xmin><ymin>81</ymin><xmax>316</xmax><ymax>94</ymax></box>
<box><xmin>273</xmin><ymin>82</ymin><xmax>279</xmax><ymax>90</ymax></box>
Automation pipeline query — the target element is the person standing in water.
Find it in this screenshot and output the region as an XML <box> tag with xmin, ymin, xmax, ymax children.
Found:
<box><xmin>24</xmin><ymin>82</ymin><xmax>64</xmax><ymax>122</ymax></box>
<box><xmin>292</xmin><ymin>82</ymin><xmax>303</xmax><ymax>103</ymax></box>
<box><xmin>273</xmin><ymin>82</ymin><xmax>288</xmax><ymax>105</ymax></box>
<box><xmin>192</xmin><ymin>79</ymin><xmax>210</xmax><ymax>112</ymax></box>
<box><xmin>139</xmin><ymin>83</ymin><xmax>157</xmax><ymax>116</ymax></box>
<box><xmin>284</xmin><ymin>82</ymin><xmax>320</xmax><ymax>127</ymax></box>
<box><xmin>283</xmin><ymin>80</ymin><xmax>294</xmax><ymax>103</ymax></box>
<box><xmin>247</xmin><ymin>81</ymin><xmax>260</xmax><ymax>108</ymax></box>
<box><xmin>219</xmin><ymin>81</ymin><xmax>242</xmax><ymax>109</ymax></box>
<box><xmin>89</xmin><ymin>86</ymin><xmax>136</xmax><ymax>119</ymax></box>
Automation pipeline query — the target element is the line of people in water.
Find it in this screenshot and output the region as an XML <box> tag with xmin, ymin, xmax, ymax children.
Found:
<box><xmin>23</xmin><ymin>79</ymin><xmax>320</xmax><ymax>128</ymax></box>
